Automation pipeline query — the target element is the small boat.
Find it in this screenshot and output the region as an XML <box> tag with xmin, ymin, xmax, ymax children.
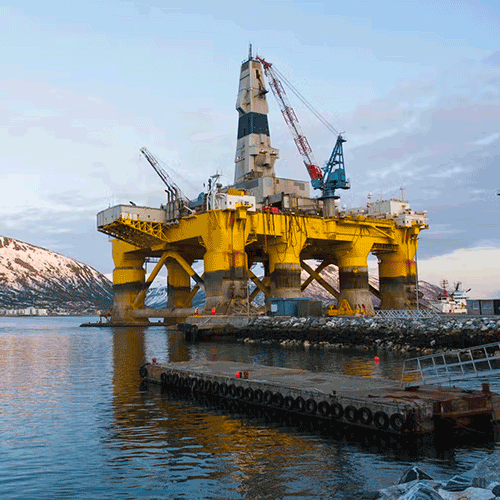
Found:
<box><xmin>433</xmin><ymin>280</ymin><xmax>469</xmax><ymax>314</ymax></box>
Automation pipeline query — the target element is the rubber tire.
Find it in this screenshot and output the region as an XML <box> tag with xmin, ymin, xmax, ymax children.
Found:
<box><xmin>219</xmin><ymin>383</ymin><xmax>228</xmax><ymax>397</ymax></box>
<box><xmin>236</xmin><ymin>386</ymin><xmax>245</xmax><ymax>400</ymax></box>
<box><xmin>390</xmin><ymin>413</ymin><xmax>405</xmax><ymax>432</ymax></box>
<box><xmin>373</xmin><ymin>411</ymin><xmax>389</xmax><ymax>430</ymax></box>
<box><xmin>358</xmin><ymin>407</ymin><xmax>373</xmax><ymax>425</ymax></box>
<box><xmin>172</xmin><ymin>373</ymin><xmax>179</xmax><ymax>386</ymax></box>
<box><xmin>283</xmin><ymin>396</ymin><xmax>295</xmax><ymax>411</ymax></box>
<box><xmin>331</xmin><ymin>403</ymin><xmax>343</xmax><ymax>420</ymax></box>
<box><xmin>263</xmin><ymin>390</ymin><xmax>274</xmax><ymax>405</ymax></box>
<box><xmin>160</xmin><ymin>372</ymin><xmax>167</xmax><ymax>386</ymax></box>
<box><xmin>295</xmin><ymin>397</ymin><xmax>306</xmax><ymax>413</ymax></box>
<box><xmin>318</xmin><ymin>401</ymin><xmax>331</xmax><ymax>417</ymax></box>
<box><xmin>139</xmin><ymin>364</ymin><xmax>148</xmax><ymax>379</ymax></box>
<box><xmin>344</xmin><ymin>405</ymin><xmax>358</xmax><ymax>422</ymax></box>
<box><xmin>244</xmin><ymin>388</ymin><xmax>254</xmax><ymax>401</ymax></box>
<box><xmin>273</xmin><ymin>392</ymin><xmax>284</xmax><ymax>408</ymax></box>
<box><xmin>204</xmin><ymin>380</ymin><xmax>212</xmax><ymax>393</ymax></box>
<box><xmin>228</xmin><ymin>384</ymin><xmax>237</xmax><ymax>398</ymax></box>
<box><xmin>212</xmin><ymin>381</ymin><xmax>220</xmax><ymax>395</ymax></box>
<box><xmin>254</xmin><ymin>389</ymin><xmax>263</xmax><ymax>404</ymax></box>
<box><xmin>306</xmin><ymin>399</ymin><xmax>317</xmax><ymax>415</ymax></box>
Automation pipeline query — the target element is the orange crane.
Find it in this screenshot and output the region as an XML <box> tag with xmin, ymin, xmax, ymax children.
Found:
<box><xmin>256</xmin><ymin>56</ymin><xmax>350</xmax><ymax>215</ymax></box>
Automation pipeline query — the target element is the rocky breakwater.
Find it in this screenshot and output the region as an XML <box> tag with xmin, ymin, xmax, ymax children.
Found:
<box><xmin>374</xmin><ymin>452</ymin><xmax>500</xmax><ymax>499</ymax></box>
<box><xmin>237</xmin><ymin>316</ymin><xmax>500</xmax><ymax>353</ymax></box>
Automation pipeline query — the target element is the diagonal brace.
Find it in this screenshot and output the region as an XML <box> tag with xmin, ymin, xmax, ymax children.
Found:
<box><xmin>133</xmin><ymin>251</ymin><xmax>204</xmax><ymax>308</ymax></box>
<box><xmin>301</xmin><ymin>259</ymin><xmax>332</xmax><ymax>292</ymax></box>
<box><xmin>300</xmin><ymin>260</ymin><xmax>338</xmax><ymax>299</ymax></box>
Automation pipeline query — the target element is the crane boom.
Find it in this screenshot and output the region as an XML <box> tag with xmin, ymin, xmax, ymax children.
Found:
<box><xmin>140</xmin><ymin>147</ymin><xmax>188</xmax><ymax>202</ymax></box>
<box><xmin>256</xmin><ymin>56</ymin><xmax>350</xmax><ymax>210</ymax></box>
<box><xmin>140</xmin><ymin>147</ymin><xmax>189</xmax><ymax>222</ymax></box>
<box><xmin>257</xmin><ymin>57</ymin><xmax>322</xmax><ymax>181</ymax></box>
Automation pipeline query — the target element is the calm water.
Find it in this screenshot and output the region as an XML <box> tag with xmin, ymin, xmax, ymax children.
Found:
<box><xmin>1</xmin><ymin>317</ymin><xmax>499</xmax><ymax>500</ymax></box>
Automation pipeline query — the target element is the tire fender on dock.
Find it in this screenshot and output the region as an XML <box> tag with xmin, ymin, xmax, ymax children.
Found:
<box><xmin>244</xmin><ymin>388</ymin><xmax>254</xmax><ymax>401</ymax></box>
<box><xmin>254</xmin><ymin>389</ymin><xmax>263</xmax><ymax>404</ymax></box>
<box><xmin>373</xmin><ymin>411</ymin><xmax>389</xmax><ymax>430</ymax></box>
<box><xmin>283</xmin><ymin>396</ymin><xmax>295</xmax><ymax>410</ymax></box>
<box><xmin>358</xmin><ymin>407</ymin><xmax>373</xmax><ymax>426</ymax></box>
<box><xmin>390</xmin><ymin>413</ymin><xmax>406</xmax><ymax>432</ymax></box>
<box><xmin>331</xmin><ymin>403</ymin><xmax>343</xmax><ymax>420</ymax></box>
<box><xmin>263</xmin><ymin>390</ymin><xmax>273</xmax><ymax>405</ymax></box>
<box><xmin>344</xmin><ymin>405</ymin><xmax>358</xmax><ymax>422</ymax></box>
<box><xmin>295</xmin><ymin>397</ymin><xmax>306</xmax><ymax>413</ymax></box>
<box><xmin>318</xmin><ymin>401</ymin><xmax>331</xmax><ymax>417</ymax></box>
<box><xmin>273</xmin><ymin>393</ymin><xmax>284</xmax><ymax>408</ymax></box>
<box><xmin>306</xmin><ymin>399</ymin><xmax>317</xmax><ymax>415</ymax></box>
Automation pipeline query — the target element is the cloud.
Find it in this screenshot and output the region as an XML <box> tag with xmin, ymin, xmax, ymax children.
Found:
<box><xmin>428</xmin><ymin>166</ymin><xmax>465</xmax><ymax>178</ymax></box>
<box><xmin>417</xmin><ymin>246</ymin><xmax>500</xmax><ymax>298</ymax></box>
<box><xmin>471</xmin><ymin>132</ymin><xmax>500</xmax><ymax>146</ymax></box>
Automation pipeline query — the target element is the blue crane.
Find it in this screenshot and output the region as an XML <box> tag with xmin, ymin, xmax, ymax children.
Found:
<box><xmin>257</xmin><ymin>56</ymin><xmax>350</xmax><ymax>213</ymax></box>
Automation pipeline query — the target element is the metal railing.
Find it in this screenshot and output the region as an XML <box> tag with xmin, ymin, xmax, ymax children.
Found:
<box><xmin>375</xmin><ymin>309</ymin><xmax>438</xmax><ymax>319</ymax></box>
<box><xmin>402</xmin><ymin>342</ymin><xmax>500</xmax><ymax>386</ymax></box>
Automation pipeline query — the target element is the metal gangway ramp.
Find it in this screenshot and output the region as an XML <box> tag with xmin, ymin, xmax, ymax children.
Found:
<box><xmin>402</xmin><ymin>342</ymin><xmax>500</xmax><ymax>387</ymax></box>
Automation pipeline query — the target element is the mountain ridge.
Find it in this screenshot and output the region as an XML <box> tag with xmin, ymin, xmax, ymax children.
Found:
<box><xmin>0</xmin><ymin>235</ymin><xmax>112</xmax><ymax>313</ymax></box>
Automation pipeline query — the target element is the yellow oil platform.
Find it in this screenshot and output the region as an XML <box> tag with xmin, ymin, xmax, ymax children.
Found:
<box><xmin>97</xmin><ymin>49</ymin><xmax>428</xmax><ymax>325</ymax></box>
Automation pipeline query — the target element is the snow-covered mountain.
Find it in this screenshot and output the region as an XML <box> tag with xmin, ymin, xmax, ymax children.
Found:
<box><xmin>0</xmin><ymin>236</ymin><xmax>112</xmax><ymax>313</ymax></box>
<box><xmin>145</xmin><ymin>285</ymin><xmax>205</xmax><ymax>309</ymax></box>
<box><xmin>145</xmin><ymin>263</ymin><xmax>443</xmax><ymax>309</ymax></box>
<box><xmin>300</xmin><ymin>264</ymin><xmax>443</xmax><ymax>306</ymax></box>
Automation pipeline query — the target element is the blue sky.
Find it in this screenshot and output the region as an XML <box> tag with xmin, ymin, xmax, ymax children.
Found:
<box><xmin>1</xmin><ymin>0</ymin><xmax>499</xmax><ymax>296</ymax></box>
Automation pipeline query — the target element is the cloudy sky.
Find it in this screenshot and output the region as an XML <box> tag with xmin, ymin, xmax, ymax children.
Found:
<box><xmin>1</xmin><ymin>0</ymin><xmax>499</xmax><ymax>297</ymax></box>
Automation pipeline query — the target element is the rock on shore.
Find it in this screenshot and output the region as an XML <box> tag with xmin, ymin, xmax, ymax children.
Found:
<box><xmin>237</xmin><ymin>315</ymin><xmax>500</xmax><ymax>353</ymax></box>
<box><xmin>376</xmin><ymin>452</ymin><xmax>500</xmax><ymax>499</ymax></box>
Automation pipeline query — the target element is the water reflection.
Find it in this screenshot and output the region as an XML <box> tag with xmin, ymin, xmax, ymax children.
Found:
<box><xmin>1</xmin><ymin>318</ymin><xmax>498</xmax><ymax>499</ymax></box>
<box><xmin>107</xmin><ymin>326</ymin><xmax>499</xmax><ymax>498</ymax></box>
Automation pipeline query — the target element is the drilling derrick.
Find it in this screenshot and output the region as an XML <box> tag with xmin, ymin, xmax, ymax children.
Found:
<box><xmin>234</xmin><ymin>46</ymin><xmax>279</xmax><ymax>184</ymax></box>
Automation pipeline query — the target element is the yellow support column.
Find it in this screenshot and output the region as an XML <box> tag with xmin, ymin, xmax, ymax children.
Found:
<box><xmin>110</xmin><ymin>239</ymin><xmax>148</xmax><ymax>324</ymax></box>
<box><xmin>335</xmin><ymin>241</ymin><xmax>374</xmax><ymax>313</ymax></box>
<box><xmin>267</xmin><ymin>216</ymin><xmax>307</xmax><ymax>299</ymax></box>
<box><xmin>202</xmin><ymin>209</ymin><xmax>249</xmax><ymax>314</ymax></box>
<box><xmin>166</xmin><ymin>258</ymin><xmax>193</xmax><ymax>309</ymax></box>
<box><xmin>378</xmin><ymin>229</ymin><xmax>419</xmax><ymax>309</ymax></box>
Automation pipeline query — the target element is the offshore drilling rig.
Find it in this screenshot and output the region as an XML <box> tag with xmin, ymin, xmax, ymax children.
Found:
<box><xmin>97</xmin><ymin>48</ymin><xmax>428</xmax><ymax>325</ymax></box>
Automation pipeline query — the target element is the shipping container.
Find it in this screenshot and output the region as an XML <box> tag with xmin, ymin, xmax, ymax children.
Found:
<box><xmin>466</xmin><ymin>299</ymin><xmax>500</xmax><ymax>316</ymax></box>
<box><xmin>269</xmin><ymin>298</ymin><xmax>323</xmax><ymax>317</ymax></box>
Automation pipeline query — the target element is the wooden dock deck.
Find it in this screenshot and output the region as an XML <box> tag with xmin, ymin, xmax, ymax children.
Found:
<box><xmin>140</xmin><ymin>360</ymin><xmax>500</xmax><ymax>437</ymax></box>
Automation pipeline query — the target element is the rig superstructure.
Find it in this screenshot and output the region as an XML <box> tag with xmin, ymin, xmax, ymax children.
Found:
<box><xmin>96</xmin><ymin>49</ymin><xmax>428</xmax><ymax>325</ymax></box>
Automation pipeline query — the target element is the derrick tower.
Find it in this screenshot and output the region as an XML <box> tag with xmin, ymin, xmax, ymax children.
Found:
<box><xmin>234</xmin><ymin>46</ymin><xmax>279</xmax><ymax>184</ymax></box>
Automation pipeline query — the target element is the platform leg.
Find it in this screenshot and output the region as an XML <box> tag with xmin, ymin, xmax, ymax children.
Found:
<box><xmin>267</xmin><ymin>220</ymin><xmax>307</xmax><ymax>299</ymax></box>
<box><xmin>110</xmin><ymin>239</ymin><xmax>149</xmax><ymax>324</ymax></box>
<box><xmin>202</xmin><ymin>211</ymin><xmax>249</xmax><ymax>314</ymax></box>
<box><xmin>336</xmin><ymin>242</ymin><xmax>374</xmax><ymax>313</ymax></box>
<box><xmin>377</xmin><ymin>232</ymin><xmax>419</xmax><ymax>310</ymax></box>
